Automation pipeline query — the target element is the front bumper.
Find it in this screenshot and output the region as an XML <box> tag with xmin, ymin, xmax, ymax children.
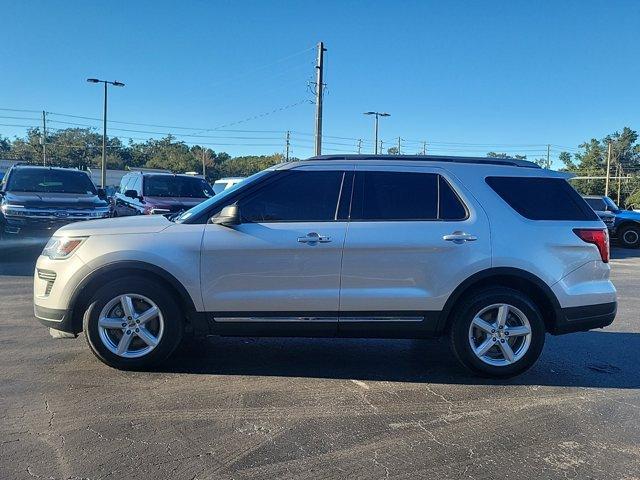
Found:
<box><xmin>552</xmin><ymin>301</ymin><xmax>617</xmax><ymax>335</ymax></box>
<box><xmin>34</xmin><ymin>252</ymin><xmax>88</xmax><ymax>334</ymax></box>
<box><xmin>34</xmin><ymin>304</ymin><xmax>76</xmax><ymax>335</ymax></box>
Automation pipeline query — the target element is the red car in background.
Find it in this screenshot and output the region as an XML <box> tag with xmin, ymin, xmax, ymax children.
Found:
<box><xmin>113</xmin><ymin>172</ymin><xmax>214</xmax><ymax>216</ymax></box>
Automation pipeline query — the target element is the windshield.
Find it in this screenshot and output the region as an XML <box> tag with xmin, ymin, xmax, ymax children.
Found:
<box><xmin>143</xmin><ymin>175</ymin><xmax>214</xmax><ymax>198</ymax></box>
<box><xmin>604</xmin><ymin>196</ymin><xmax>620</xmax><ymax>211</ymax></box>
<box><xmin>7</xmin><ymin>168</ymin><xmax>97</xmax><ymax>194</ymax></box>
<box><xmin>175</xmin><ymin>171</ymin><xmax>268</xmax><ymax>223</ymax></box>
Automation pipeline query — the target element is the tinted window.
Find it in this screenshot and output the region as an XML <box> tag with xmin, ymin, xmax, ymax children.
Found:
<box><xmin>351</xmin><ymin>171</ymin><xmax>466</xmax><ymax>221</ymax></box>
<box><xmin>486</xmin><ymin>176</ymin><xmax>598</xmax><ymax>221</ymax></box>
<box><xmin>239</xmin><ymin>171</ymin><xmax>344</xmax><ymax>222</ymax></box>
<box><xmin>584</xmin><ymin>198</ymin><xmax>606</xmax><ymax>211</ymax></box>
<box><xmin>439</xmin><ymin>176</ymin><xmax>467</xmax><ymax>220</ymax></box>
<box><xmin>143</xmin><ymin>175</ymin><xmax>214</xmax><ymax>198</ymax></box>
<box><xmin>7</xmin><ymin>168</ymin><xmax>97</xmax><ymax>194</ymax></box>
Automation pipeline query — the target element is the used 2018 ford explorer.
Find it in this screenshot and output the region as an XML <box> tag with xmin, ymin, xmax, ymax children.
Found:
<box><xmin>33</xmin><ymin>155</ymin><xmax>616</xmax><ymax>377</ymax></box>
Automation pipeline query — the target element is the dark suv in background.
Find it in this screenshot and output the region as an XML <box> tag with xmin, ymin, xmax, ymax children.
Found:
<box><xmin>0</xmin><ymin>164</ymin><xmax>110</xmax><ymax>240</ymax></box>
<box><xmin>113</xmin><ymin>172</ymin><xmax>214</xmax><ymax>216</ymax></box>
<box><xmin>583</xmin><ymin>195</ymin><xmax>640</xmax><ymax>248</ymax></box>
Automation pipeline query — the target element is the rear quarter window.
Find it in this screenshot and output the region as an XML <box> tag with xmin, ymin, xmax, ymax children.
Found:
<box><xmin>486</xmin><ymin>176</ymin><xmax>598</xmax><ymax>221</ymax></box>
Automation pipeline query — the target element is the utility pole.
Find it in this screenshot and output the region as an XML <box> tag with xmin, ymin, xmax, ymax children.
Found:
<box><xmin>314</xmin><ymin>41</ymin><xmax>326</xmax><ymax>156</ymax></box>
<box><xmin>285</xmin><ymin>130</ymin><xmax>290</xmax><ymax>161</ymax></box>
<box><xmin>380</xmin><ymin>140</ymin><xmax>384</xmax><ymax>154</ymax></box>
<box><xmin>617</xmin><ymin>163</ymin><xmax>622</xmax><ymax>206</ymax></box>
<box><xmin>41</xmin><ymin>111</ymin><xmax>47</xmax><ymax>166</ymax></box>
<box><xmin>422</xmin><ymin>141</ymin><xmax>427</xmax><ymax>155</ymax></box>
<box><xmin>605</xmin><ymin>141</ymin><xmax>612</xmax><ymax>196</ymax></box>
<box><xmin>397</xmin><ymin>137</ymin><xmax>401</xmax><ymax>155</ymax></box>
<box><xmin>357</xmin><ymin>139</ymin><xmax>362</xmax><ymax>154</ymax></box>
<box><xmin>546</xmin><ymin>144</ymin><xmax>551</xmax><ymax>169</ymax></box>
<box><xmin>201</xmin><ymin>147</ymin><xmax>206</xmax><ymax>178</ymax></box>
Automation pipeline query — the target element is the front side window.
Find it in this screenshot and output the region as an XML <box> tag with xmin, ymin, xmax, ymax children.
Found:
<box><xmin>350</xmin><ymin>171</ymin><xmax>467</xmax><ymax>221</ymax></box>
<box><xmin>7</xmin><ymin>168</ymin><xmax>97</xmax><ymax>195</ymax></box>
<box><xmin>238</xmin><ymin>171</ymin><xmax>344</xmax><ymax>222</ymax></box>
<box><xmin>143</xmin><ymin>175</ymin><xmax>214</xmax><ymax>198</ymax></box>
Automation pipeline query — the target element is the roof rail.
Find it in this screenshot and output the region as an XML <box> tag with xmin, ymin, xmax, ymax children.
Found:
<box><xmin>307</xmin><ymin>154</ymin><xmax>541</xmax><ymax>169</ymax></box>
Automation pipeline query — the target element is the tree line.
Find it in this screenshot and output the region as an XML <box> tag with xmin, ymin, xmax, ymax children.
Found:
<box><xmin>2</xmin><ymin>126</ymin><xmax>639</xmax><ymax>206</ymax></box>
<box><xmin>0</xmin><ymin>127</ymin><xmax>286</xmax><ymax>182</ymax></box>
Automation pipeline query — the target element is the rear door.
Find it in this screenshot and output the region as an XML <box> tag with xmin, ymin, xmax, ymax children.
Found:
<box><xmin>338</xmin><ymin>165</ymin><xmax>491</xmax><ymax>336</ymax></box>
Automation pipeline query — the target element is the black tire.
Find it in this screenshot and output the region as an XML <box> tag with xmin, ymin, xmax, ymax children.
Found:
<box><xmin>619</xmin><ymin>224</ymin><xmax>640</xmax><ymax>249</ymax></box>
<box><xmin>83</xmin><ymin>276</ymin><xmax>184</xmax><ymax>369</ymax></box>
<box><xmin>449</xmin><ymin>287</ymin><xmax>546</xmax><ymax>378</ymax></box>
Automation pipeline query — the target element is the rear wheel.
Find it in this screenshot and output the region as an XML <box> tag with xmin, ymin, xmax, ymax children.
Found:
<box><xmin>619</xmin><ymin>224</ymin><xmax>640</xmax><ymax>248</ymax></box>
<box><xmin>449</xmin><ymin>288</ymin><xmax>546</xmax><ymax>377</ymax></box>
<box><xmin>83</xmin><ymin>277</ymin><xmax>184</xmax><ymax>369</ymax></box>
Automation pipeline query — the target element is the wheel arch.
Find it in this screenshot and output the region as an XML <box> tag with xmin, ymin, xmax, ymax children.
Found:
<box><xmin>68</xmin><ymin>261</ymin><xmax>204</xmax><ymax>335</ymax></box>
<box><xmin>439</xmin><ymin>267</ymin><xmax>562</xmax><ymax>334</ymax></box>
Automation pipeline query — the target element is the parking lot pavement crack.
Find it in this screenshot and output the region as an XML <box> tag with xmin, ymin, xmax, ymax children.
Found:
<box><xmin>43</xmin><ymin>396</ymin><xmax>55</xmax><ymax>429</ymax></box>
<box><xmin>372</xmin><ymin>450</ymin><xmax>390</xmax><ymax>479</ymax></box>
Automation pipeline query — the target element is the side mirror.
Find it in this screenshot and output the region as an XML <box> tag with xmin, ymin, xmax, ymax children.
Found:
<box><xmin>210</xmin><ymin>204</ymin><xmax>240</xmax><ymax>226</ymax></box>
<box><xmin>97</xmin><ymin>188</ymin><xmax>107</xmax><ymax>200</ymax></box>
<box><xmin>124</xmin><ymin>189</ymin><xmax>138</xmax><ymax>199</ymax></box>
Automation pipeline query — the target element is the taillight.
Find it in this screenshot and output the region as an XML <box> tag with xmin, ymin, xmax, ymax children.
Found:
<box><xmin>573</xmin><ymin>228</ymin><xmax>609</xmax><ymax>263</ymax></box>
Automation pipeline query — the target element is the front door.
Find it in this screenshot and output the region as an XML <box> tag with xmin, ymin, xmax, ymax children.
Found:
<box><xmin>200</xmin><ymin>167</ymin><xmax>350</xmax><ymax>335</ymax></box>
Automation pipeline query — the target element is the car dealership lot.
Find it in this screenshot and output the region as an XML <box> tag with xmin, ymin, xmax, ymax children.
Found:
<box><xmin>1</xmin><ymin>246</ymin><xmax>639</xmax><ymax>479</ymax></box>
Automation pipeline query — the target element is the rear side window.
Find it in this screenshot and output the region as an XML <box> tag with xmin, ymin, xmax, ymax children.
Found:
<box><xmin>350</xmin><ymin>171</ymin><xmax>467</xmax><ymax>221</ymax></box>
<box><xmin>486</xmin><ymin>176</ymin><xmax>598</xmax><ymax>221</ymax></box>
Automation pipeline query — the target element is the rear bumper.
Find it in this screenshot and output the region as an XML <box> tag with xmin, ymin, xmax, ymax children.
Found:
<box><xmin>552</xmin><ymin>301</ymin><xmax>617</xmax><ymax>335</ymax></box>
<box><xmin>34</xmin><ymin>304</ymin><xmax>77</xmax><ymax>335</ymax></box>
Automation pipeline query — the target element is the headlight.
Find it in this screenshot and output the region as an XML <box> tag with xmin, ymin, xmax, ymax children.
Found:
<box><xmin>42</xmin><ymin>236</ymin><xmax>87</xmax><ymax>260</ymax></box>
<box><xmin>1</xmin><ymin>204</ymin><xmax>26</xmax><ymax>216</ymax></box>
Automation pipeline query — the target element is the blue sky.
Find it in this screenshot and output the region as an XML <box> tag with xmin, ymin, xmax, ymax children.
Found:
<box><xmin>1</xmin><ymin>0</ymin><xmax>639</xmax><ymax>164</ymax></box>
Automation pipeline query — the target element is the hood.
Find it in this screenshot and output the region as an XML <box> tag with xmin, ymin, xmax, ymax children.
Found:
<box><xmin>144</xmin><ymin>196</ymin><xmax>206</xmax><ymax>211</ymax></box>
<box><xmin>616</xmin><ymin>210</ymin><xmax>640</xmax><ymax>221</ymax></box>
<box><xmin>4</xmin><ymin>191</ymin><xmax>108</xmax><ymax>209</ymax></box>
<box><xmin>55</xmin><ymin>214</ymin><xmax>172</xmax><ymax>237</ymax></box>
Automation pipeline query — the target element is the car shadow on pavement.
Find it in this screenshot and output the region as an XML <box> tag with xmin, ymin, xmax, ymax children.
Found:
<box><xmin>161</xmin><ymin>330</ymin><xmax>640</xmax><ymax>389</ymax></box>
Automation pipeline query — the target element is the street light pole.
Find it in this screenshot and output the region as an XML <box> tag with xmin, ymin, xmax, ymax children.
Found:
<box><xmin>363</xmin><ymin>111</ymin><xmax>390</xmax><ymax>154</ymax></box>
<box><xmin>102</xmin><ymin>81</ymin><xmax>107</xmax><ymax>188</ymax></box>
<box><xmin>87</xmin><ymin>78</ymin><xmax>125</xmax><ymax>188</ymax></box>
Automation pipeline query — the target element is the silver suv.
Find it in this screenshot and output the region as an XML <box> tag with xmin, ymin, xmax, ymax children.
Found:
<box><xmin>33</xmin><ymin>155</ymin><xmax>616</xmax><ymax>377</ymax></box>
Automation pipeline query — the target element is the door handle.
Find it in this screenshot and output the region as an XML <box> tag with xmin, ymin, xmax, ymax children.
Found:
<box><xmin>443</xmin><ymin>231</ymin><xmax>477</xmax><ymax>244</ymax></box>
<box><xmin>297</xmin><ymin>232</ymin><xmax>332</xmax><ymax>244</ymax></box>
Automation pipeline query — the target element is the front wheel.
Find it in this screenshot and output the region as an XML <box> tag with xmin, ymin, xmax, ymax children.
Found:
<box><xmin>83</xmin><ymin>277</ymin><xmax>184</xmax><ymax>369</ymax></box>
<box><xmin>619</xmin><ymin>224</ymin><xmax>640</xmax><ymax>248</ymax></box>
<box><xmin>449</xmin><ymin>288</ymin><xmax>546</xmax><ymax>378</ymax></box>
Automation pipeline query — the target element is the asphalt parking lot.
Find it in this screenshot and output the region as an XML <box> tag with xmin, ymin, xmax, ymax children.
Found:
<box><xmin>1</xmin><ymin>245</ymin><xmax>639</xmax><ymax>480</ymax></box>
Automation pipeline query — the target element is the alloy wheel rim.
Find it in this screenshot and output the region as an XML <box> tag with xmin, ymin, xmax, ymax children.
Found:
<box><xmin>97</xmin><ymin>294</ymin><xmax>164</xmax><ymax>358</ymax></box>
<box><xmin>623</xmin><ymin>230</ymin><xmax>639</xmax><ymax>245</ymax></box>
<box><xmin>468</xmin><ymin>303</ymin><xmax>532</xmax><ymax>367</ymax></box>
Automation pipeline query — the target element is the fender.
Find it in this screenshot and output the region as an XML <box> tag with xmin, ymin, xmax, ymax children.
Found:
<box><xmin>437</xmin><ymin>267</ymin><xmax>562</xmax><ymax>332</ymax></box>
<box><xmin>68</xmin><ymin>260</ymin><xmax>203</xmax><ymax>333</ymax></box>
